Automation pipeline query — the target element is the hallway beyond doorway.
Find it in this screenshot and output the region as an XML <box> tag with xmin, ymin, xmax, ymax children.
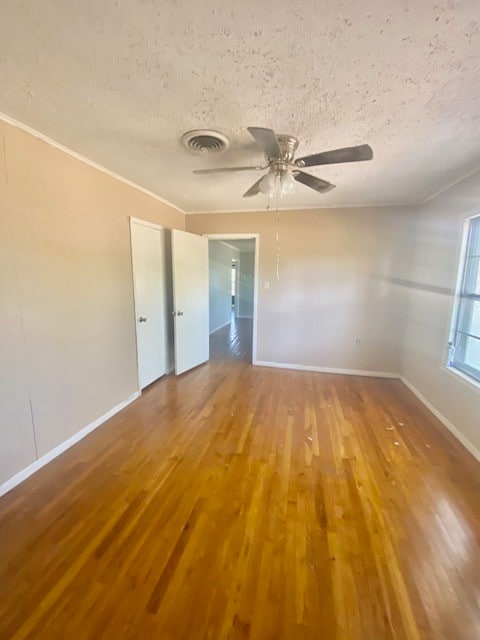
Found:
<box><xmin>208</xmin><ymin>235</ymin><xmax>257</xmax><ymax>364</ymax></box>
<box><xmin>210</xmin><ymin>315</ymin><xmax>253</xmax><ymax>362</ymax></box>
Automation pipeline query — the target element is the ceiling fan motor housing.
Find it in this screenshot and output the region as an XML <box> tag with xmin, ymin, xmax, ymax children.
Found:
<box><xmin>274</xmin><ymin>134</ymin><xmax>299</xmax><ymax>163</ymax></box>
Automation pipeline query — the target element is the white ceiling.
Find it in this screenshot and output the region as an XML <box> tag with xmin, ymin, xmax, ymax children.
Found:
<box><xmin>1</xmin><ymin>0</ymin><xmax>480</xmax><ymax>213</ymax></box>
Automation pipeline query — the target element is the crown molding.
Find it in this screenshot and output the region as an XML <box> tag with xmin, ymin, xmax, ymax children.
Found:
<box><xmin>0</xmin><ymin>111</ymin><xmax>185</xmax><ymax>214</ymax></box>
<box><xmin>185</xmin><ymin>201</ymin><xmax>415</xmax><ymax>215</ymax></box>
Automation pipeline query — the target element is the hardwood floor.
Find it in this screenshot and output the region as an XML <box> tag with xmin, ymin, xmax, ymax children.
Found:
<box><xmin>1</xmin><ymin>360</ymin><xmax>480</xmax><ymax>639</ymax></box>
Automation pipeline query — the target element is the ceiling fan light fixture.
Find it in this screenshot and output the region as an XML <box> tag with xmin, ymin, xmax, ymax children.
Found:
<box><xmin>259</xmin><ymin>170</ymin><xmax>277</xmax><ymax>197</ymax></box>
<box><xmin>280</xmin><ymin>170</ymin><xmax>296</xmax><ymax>196</ymax></box>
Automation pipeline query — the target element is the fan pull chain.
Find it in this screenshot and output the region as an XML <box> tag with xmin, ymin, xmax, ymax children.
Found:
<box><xmin>275</xmin><ymin>182</ymin><xmax>280</xmax><ymax>282</ymax></box>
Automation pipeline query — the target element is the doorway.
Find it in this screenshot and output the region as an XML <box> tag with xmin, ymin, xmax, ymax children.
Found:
<box><xmin>206</xmin><ymin>234</ymin><xmax>259</xmax><ymax>364</ymax></box>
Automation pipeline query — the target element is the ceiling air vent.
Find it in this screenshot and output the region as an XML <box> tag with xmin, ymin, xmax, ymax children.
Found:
<box><xmin>182</xmin><ymin>130</ymin><xmax>229</xmax><ymax>153</ymax></box>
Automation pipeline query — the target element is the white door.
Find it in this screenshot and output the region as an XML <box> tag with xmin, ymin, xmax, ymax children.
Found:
<box><xmin>172</xmin><ymin>229</ymin><xmax>209</xmax><ymax>375</ymax></box>
<box><xmin>131</xmin><ymin>220</ymin><xmax>167</xmax><ymax>389</ymax></box>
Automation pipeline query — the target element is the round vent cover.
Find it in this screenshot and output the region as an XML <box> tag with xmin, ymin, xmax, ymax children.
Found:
<box><xmin>182</xmin><ymin>129</ymin><xmax>229</xmax><ymax>153</ymax></box>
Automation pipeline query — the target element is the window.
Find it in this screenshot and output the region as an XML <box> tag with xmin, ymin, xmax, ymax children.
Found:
<box><xmin>448</xmin><ymin>215</ymin><xmax>480</xmax><ymax>383</ymax></box>
<box><xmin>231</xmin><ymin>261</ymin><xmax>236</xmax><ymax>297</ymax></box>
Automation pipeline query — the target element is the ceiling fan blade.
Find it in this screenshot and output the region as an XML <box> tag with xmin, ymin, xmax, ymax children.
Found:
<box><xmin>247</xmin><ymin>127</ymin><xmax>282</xmax><ymax>160</ymax></box>
<box><xmin>293</xmin><ymin>171</ymin><xmax>335</xmax><ymax>194</ymax></box>
<box><xmin>193</xmin><ymin>165</ymin><xmax>264</xmax><ymax>174</ymax></box>
<box><xmin>243</xmin><ymin>176</ymin><xmax>265</xmax><ymax>198</ymax></box>
<box><xmin>295</xmin><ymin>144</ymin><xmax>373</xmax><ymax>167</ymax></box>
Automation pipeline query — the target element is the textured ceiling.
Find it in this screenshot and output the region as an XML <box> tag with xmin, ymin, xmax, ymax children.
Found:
<box><xmin>1</xmin><ymin>0</ymin><xmax>480</xmax><ymax>213</ymax></box>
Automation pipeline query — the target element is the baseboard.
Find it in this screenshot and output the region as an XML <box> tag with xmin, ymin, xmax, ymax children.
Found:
<box><xmin>401</xmin><ymin>377</ymin><xmax>480</xmax><ymax>463</ymax></box>
<box><xmin>0</xmin><ymin>391</ymin><xmax>141</xmax><ymax>498</ymax></box>
<box><xmin>254</xmin><ymin>360</ymin><xmax>400</xmax><ymax>379</ymax></box>
<box><xmin>209</xmin><ymin>320</ymin><xmax>230</xmax><ymax>335</ymax></box>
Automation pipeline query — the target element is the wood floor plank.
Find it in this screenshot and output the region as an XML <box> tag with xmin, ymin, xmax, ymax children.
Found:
<box><xmin>1</xmin><ymin>359</ymin><xmax>480</xmax><ymax>639</ymax></box>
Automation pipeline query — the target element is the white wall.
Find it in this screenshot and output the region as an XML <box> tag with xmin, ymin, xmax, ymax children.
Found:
<box><xmin>238</xmin><ymin>252</ymin><xmax>255</xmax><ymax>318</ymax></box>
<box><xmin>208</xmin><ymin>241</ymin><xmax>238</xmax><ymax>333</ymax></box>
<box><xmin>402</xmin><ymin>170</ymin><xmax>480</xmax><ymax>457</ymax></box>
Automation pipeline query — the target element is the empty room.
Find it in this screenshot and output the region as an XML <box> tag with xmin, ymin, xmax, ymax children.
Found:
<box><xmin>1</xmin><ymin>1</ymin><xmax>480</xmax><ymax>639</ymax></box>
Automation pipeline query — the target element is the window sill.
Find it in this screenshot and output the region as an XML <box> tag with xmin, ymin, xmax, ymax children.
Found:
<box><xmin>442</xmin><ymin>364</ymin><xmax>480</xmax><ymax>394</ymax></box>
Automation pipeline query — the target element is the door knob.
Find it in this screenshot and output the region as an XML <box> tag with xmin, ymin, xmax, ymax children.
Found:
<box><xmin>138</xmin><ymin>317</ymin><xmax>147</xmax><ymax>322</ymax></box>
<box><xmin>176</xmin><ymin>311</ymin><xmax>184</xmax><ymax>316</ymax></box>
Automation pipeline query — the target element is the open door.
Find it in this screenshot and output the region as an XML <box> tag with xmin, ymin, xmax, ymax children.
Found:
<box><xmin>172</xmin><ymin>229</ymin><xmax>209</xmax><ymax>375</ymax></box>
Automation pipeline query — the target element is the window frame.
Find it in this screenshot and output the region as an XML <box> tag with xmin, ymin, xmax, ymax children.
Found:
<box><xmin>447</xmin><ymin>213</ymin><xmax>480</xmax><ymax>384</ymax></box>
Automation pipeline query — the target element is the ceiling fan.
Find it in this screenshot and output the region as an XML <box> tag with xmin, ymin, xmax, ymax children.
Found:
<box><xmin>193</xmin><ymin>127</ymin><xmax>373</xmax><ymax>198</ymax></box>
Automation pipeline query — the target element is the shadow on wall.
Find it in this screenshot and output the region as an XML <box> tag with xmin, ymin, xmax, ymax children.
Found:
<box><xmin>387</xmin><ymin>278</ymin><xmax>453</xmax><ymax>296</ymax></box>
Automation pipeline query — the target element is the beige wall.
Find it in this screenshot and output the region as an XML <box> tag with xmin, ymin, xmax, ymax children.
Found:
<box><xmin>0</xmin><ymin>120</ymin><xmax>184</xmax><ymax>484</ymax></box>
<box><xmin>402</xmin><ymin>170</ymin><xmax>480</xmax><ymax>455</ymax></box>
<box><xmin>187</xmin><ymin>207</ymin><xmax>414</xmax><ymax>373</ymax></box>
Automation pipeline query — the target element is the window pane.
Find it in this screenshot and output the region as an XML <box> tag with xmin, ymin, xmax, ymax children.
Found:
<box><xmin>231</xmin><ymin>264</ymin><xmax>236</xmax><ymax>296</ymax></box>
<box><xmin>471</xmin><ymin>300</ymin><xmax>480</xmax><ymax>337</ymax></box>
<box><xmin>457</xmin><ymin>298</ymin><xmax>480</xmax><ymax>339</ymax></box>
<box><xmin>457</xmin><ymin>297</ymin><xmax>473</xmax><ymax>334</ymax></box>
<box><xmin>463</xmin><ymin>256</ymin><xmax>480</xmax><ymax>294</ymax></box>
<box><xmin>475</xmin><ymin>263</ymin><xmax>480</xmax><ymax>295</ymax></box>
<box><xmin>470</xmin><ymin>217</ymin><xmax>480</xmax><ymax>255</ymax></box>
<box><xmin>464</xmin><ymin>335</ymin><xmax>480</xmax><ymax>369</ymax></box>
